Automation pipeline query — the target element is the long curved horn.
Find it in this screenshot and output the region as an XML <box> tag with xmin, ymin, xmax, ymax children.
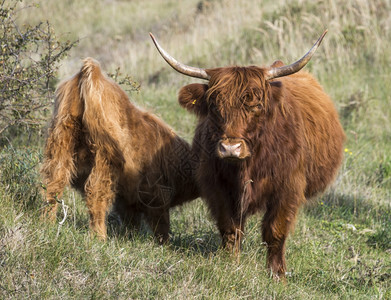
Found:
<box><xmin>149</xmin><ymin>33</ymin><xmax>210</xmax><ymax>80</ymax></box>
<box><xmin>265</xmin><ymin>30</ymin><xmax>328</xmax><ymax>80</ymax></box>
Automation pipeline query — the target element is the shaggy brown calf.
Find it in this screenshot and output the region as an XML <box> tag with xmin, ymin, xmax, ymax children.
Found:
<box><xmin>151</xmin><ymin>31</ymin><xmax>345</xmax><ymax>278</ymax></box>
<box><xmin>41</xmin><ymin>58</ymin><xmax>199</xmax><ymax>241</ymax></box>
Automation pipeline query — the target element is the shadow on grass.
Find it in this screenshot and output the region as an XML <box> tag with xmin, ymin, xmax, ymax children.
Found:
<box><xmin>169</xmin><ymin>230</ymin><xmax>221</xmax><ymax>257</ymax></box>
<box><xmin>304</xmin><ymin>189</ymin><xmax>390</xmax><ymax>224</ymax></box>
<box><xmin>104</xmin><ymin>206</ymin><xmax>222</xmax><ymax>256</ymax></box>
<box><xmin>106</xmin><ymin>212</ymin><xmax>221</xmax><ymax>256</ymax></box>
<box><xmin>304</xmin><ymin>189</ymin><xmax>391</xmax><ymax>251</ymax></box>
<box><xmin>106</xmin><ymin>213</ymin><xmax>150</xmax><ymax>242</ymax></box>
<box><xmin>44</xmin><ymin>189</ymin><xmax>391</xmax><ymax>253</ymax></box>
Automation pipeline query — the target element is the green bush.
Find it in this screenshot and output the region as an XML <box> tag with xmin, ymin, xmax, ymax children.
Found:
<box><xmin>0</xmin><ymin>146</ymin><xmax>42</xmax><ymax>210</ymax></box>
<box><xmin>0</xmin><ymin>0</ymin><xmax>76</xmax><ymax>145</ymax></box>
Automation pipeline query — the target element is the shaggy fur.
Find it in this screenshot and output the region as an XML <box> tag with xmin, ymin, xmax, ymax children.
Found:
<box><xmin>177</xmin><ymin>61</ymin><xmax>345</xmax><ymax>278</ymax></box>
<box><xmin>41</xmin><ymin>58</ymin><xmax>199</xmax><ymax>241</ymax></box>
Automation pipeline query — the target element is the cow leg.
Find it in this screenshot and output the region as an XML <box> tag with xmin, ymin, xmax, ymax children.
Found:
<box><xmin>41</xmin><ymin>153</ymin><xmax>75</xmax><ymax>222</ymax></box>
<box><xmin>219</xmin><ymin>219</ymin><xmax>245</xmax><ymax>256</ymax></box>
<box><xmin>261</xmin><ymin>193</ymin><xmax>301</xmax><ymax>280</ymax></box>
<box><xmin>144</xmin><ymin>209</ymin><xmax>170</xmax><ymax>244</ymax></box>
<box><xmin>41</xmin><ymin>124</ymin><xmax>77</xmax><ymax>221</ymax></box>
<box><xmin>111</xmin><ymin>198</ymin><xmax>141</xmax><ymax>234</ymax></box>
<box><xmin>42</xmin><ymin>190</ymin><xmax>59</xmax><ymax>222</ymax></box>
<box><xmin>214</xmin><ymin>203</ymin><xmax>246</xmax><ymax>255</ymax></box>
<box><xmin>84</xmin><ymin>156</ymin><xmax>117</xmax><ymax>240</ymax></box>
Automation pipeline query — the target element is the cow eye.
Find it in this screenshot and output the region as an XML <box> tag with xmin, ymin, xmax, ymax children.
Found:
<box><xmin>251</xmin><ymin>104</ymin><xmax>262</xmax><ymax>112</ymax></box>
<box><xmin>241</xmin><ymin>93</ymin><xmax>250</xmax><ymax>102</ymax></box>
<box><xmin>244</xmin><ymin>103</ymin><xmax>261</xmax><ymax>112</ymax></box>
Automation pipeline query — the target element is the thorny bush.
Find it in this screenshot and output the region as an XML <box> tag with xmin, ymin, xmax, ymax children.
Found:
<box><xmin>0</xmin><ymin>0</ymin><xmax>76</xmax><ymax>143</ymax></box>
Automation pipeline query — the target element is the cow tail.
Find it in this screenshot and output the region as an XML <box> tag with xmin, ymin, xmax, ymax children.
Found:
<box><xmin>78</xmin><ymin>58</ymin><xmax>125</xmax><ymax>171</ymax></box>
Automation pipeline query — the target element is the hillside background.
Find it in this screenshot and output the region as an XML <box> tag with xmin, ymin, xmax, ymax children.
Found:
<box><xmin>1</xmin><ymin>0</ymin><xmax>390</xmax><ymax>298</ymax></box>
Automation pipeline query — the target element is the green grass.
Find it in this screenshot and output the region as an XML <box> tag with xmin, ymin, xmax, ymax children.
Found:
<box><xmin>1</xmin><ymin>0</ymin><xmax>391</xmax><ymax>298</ymax></box>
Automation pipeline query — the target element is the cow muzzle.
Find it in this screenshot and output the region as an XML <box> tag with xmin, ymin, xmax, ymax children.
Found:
<box><xmin>217</xmin><ymin>138</ymin><xmax>250</xmax><ymax>161</ymax></box>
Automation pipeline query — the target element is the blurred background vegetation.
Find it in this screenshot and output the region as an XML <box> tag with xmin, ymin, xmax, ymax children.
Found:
<box><xmin>0</xmin><ymin>0</ymin><xmax>390</xmax><ymax>298</ymax></box>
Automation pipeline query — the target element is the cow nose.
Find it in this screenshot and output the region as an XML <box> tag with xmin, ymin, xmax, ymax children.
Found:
<box><xmin>218</xmin><ymin>141</ymin><xmax>242</xmax><ymax>158</ymax></box>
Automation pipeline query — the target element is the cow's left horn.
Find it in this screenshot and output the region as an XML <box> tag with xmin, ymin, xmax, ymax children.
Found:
<box><xmin>265</xmin><ymin>30</ymin><xmax>328</xmax><ymax>80</ymax></box>
<box><xmin>150</xmin><ymin>33</ymin><xmax>210</xmax><ymax>80</ymax></box>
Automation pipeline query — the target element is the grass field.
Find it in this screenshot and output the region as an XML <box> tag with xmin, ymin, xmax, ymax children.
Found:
<box><xmin>1</xmin><ymin>0</ymin><xmax>390</xmax><ymax>298</ymax></box>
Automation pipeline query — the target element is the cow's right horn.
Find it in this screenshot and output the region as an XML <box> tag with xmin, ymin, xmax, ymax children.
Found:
<box><xmin>150</xmin><ymin>33</ymin><xmax>210</xmax><ymax>80</ymax></box>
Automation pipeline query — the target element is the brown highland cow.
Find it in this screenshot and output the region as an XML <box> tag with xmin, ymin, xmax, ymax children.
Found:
<box><xmin>41</xmin><ymin>58</ymin><xmax>199</xmax><ymax>242</ymax></box>
<box><xmin>150</xmin><ymin>30</ymin><xmax>345</xmax><ymax>279</ymax></box>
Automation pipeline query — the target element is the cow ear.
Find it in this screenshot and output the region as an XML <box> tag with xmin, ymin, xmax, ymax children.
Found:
<box><xmin>178</xmin><ymin>83</ymin><xmax>208</xmax><ymax>116</ymax></box>
<box><xmin>270</xmin><ymin>60</ymin><xmax>285</xmax><ymax>68</ymax></box>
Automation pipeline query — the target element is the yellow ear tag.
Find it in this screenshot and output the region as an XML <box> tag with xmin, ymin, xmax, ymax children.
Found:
<box><xmin>192</xmin><ymin>99</ymin><xmax>197</xmax><ymax>105</ymax></box>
